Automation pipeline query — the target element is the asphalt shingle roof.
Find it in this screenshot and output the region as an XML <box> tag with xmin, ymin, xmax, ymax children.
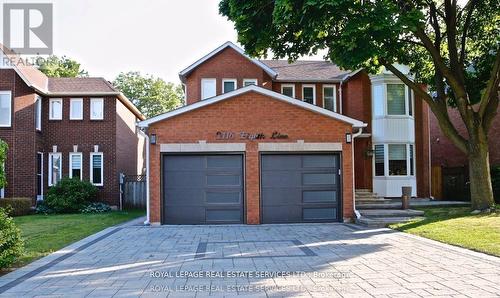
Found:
<box><xmin>47</xmin><ymin>77</ymin><xmax>117</xmax><ymax>93</ymax></box>
<box><xmin>260</xmin><ymin>60</ymin><xmax>352</xmax><ymax>81</ymax></box>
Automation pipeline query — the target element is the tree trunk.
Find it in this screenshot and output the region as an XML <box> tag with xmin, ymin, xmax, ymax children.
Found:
<box><xmin>468</xmin><ymin>140</ymin><xmax>495</xmax><ymax>210</ymax></box>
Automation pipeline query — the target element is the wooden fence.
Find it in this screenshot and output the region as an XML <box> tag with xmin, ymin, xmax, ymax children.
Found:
<box><xmin>121</xmin><ymin>174</ymin><xmax>146</xmax><ymax>209</ymax></box>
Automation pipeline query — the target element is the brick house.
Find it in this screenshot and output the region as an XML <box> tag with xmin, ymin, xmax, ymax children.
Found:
<box><xmin>137</xmin><ymin>41</ymin><xmax>431</xmax><ymax>225</ymax></box>
<box><xmin>0</xmin><ymin>46</ymin><xmax>145</xmax><ymax>206</ymax></box>
<box><xmin>430</xmin><ymin>108</ymin><xmax>500</xmax><ymax>200</ymax></box>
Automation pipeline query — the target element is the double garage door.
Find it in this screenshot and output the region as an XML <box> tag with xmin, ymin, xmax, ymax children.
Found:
<box><xmin>162</xmin><ymin>154</ymin><xmax>340</xmax><ymax>224</ymax></box>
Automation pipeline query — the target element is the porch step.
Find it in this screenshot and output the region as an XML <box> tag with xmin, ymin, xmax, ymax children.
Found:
<box><xmin>355</xmin><ymin>216</ymin><xmax>419</xmax><ymax>227</ymax></box>
<box><xmin>357</xmin><ymin>200</ymin><xmax>471</xmax><ymax>210</ymax></box>
<box><xmin>358</xmin><ymin>209</ymin><xmax>424</xmax><ymax>218</ymax></box>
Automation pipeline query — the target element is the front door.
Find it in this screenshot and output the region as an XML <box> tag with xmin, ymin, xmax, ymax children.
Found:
<box><xmin>36</xmin><ymin>152</ymin><xmax>43</xmax><ymax>201</ymax></box>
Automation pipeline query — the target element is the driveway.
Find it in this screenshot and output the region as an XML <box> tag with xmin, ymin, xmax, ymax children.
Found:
<box><xmin>0</xmin><ymin>223</ymin><xmax>499</xmax><ymax>297</ymax></box>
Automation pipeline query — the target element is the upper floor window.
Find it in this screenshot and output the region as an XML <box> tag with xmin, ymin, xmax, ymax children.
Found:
<box><xmin>70</xmin><ymin>98</ymin><xmax>83</xmax><ymax>120</ymax></box>
<box><xmin>35</xmin><ymin>96</ymin><xmax>42</xmax><ymax>130</ymax></box>
<box><xmin>201</xmin><ymin>78</ymin><xmax>216</xmax><ymax>100</ymax></box>
<box><xmin>222</xmin><ymin>79</ymin><xmax>237</xmax><ymax>93</ymax></box>
<box><xmin>323</xmin><ymin>85</ymin><xmax>336</xmax><ymax>112</ymax></box>
<box><xmin>48</xmin><ymin>152</ymin><xmax>62</xmax><ymax>186</ymax></box>
<box><xmin>0</xmin><ymin>91</ymin><xmax>12</xmax><ymax>127</ymax></box>
<box><xmin>243</xmin><ymin>79</ymin><xmax>258</xmax><ymax>87</ymax></box>
<box><xmin>90</xmin><ymin>98</ymin><xmax>104</xmax><ymax>120</ymax></box>
<box><xmin>49</xmin><ymin>98</ymin><xmax>63</xmax><ymax>120</ymax></box>
<box><xmin>387</xmin><ymin>84</ymin><xmax>406</xmax><ymax>115</ymax></box>
<box><xmin>281</xmin><ymin>84</ymin><xmax>295</xmax><ymax>98</ymax></box>
<box><xmin>302</xmin><ymin>85</ymin><xmax>316</xmax><ymax>104</ymax></box>
<box><xmin>90</xmin><ymin>152</ymin><xmax>103</xmax><ymax>186</ymax></box>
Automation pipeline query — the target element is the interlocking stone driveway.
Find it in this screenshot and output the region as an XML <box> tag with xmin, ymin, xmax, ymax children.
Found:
<box><xmin>0</xmin><ymin>223</ymin><xmax>499</xmax><ymax>297</ymax></box>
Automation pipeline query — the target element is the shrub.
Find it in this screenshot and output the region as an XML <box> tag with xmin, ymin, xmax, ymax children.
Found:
<box><xmin>0</xmin><ymin>198</ymin><xmax>33</xmax><ymax>216</ymax></box>
<box><xmin>45</xmin><ymin>178</ymin><xmax>98</xmax><ymax>213</ymax></box>
<box><xmin>80</xmin><ymin>202</ymin><xmax>111</xmax><ymax>214</ymax></box>
<box><xmin>35</xmin><ymin>201</ymin><xmax>55</xmax><ymax>215</ymax></box>
<box><xmin>0</xmin><ymin>208</ymin><xmax>24</xmax><ymax>269</ymax></box>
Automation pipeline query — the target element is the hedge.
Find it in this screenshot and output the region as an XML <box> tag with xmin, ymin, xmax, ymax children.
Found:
<box><xmin>0</xmin><ymin>198</ymin><xmax>33</xmax><ymax>216</ymax></box>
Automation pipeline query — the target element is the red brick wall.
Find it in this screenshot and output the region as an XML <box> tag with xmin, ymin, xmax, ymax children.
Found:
<box><xmin>115</xmin><ymin>100</ymin><xmax>142</xmax><ymax>176</ymax></box>
<box><xmin>148</xmin><ymin>91</ymin><xmax>354</xmax><ymax>224</ymax></box>
<box><xmin>0</xmin><ymin>69</ymin><xmax>37</xmax><ymax>199</ymax></box>
<box><xmin>431</xmin><ymin>107</ymin><xmax>500</xmax><ymax>167</ymax></box>
<box><xmin>42</xmin><ymin>96</ymin><xmax>119</xmax><ymax>205</ymax></box>
<box><xmin>184</xmin><ymin>47</ymin><xmax>273</xmax><ymax>104</ymax></box>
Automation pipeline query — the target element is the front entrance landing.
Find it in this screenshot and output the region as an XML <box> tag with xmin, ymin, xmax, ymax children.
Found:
<box><xmin>0</xmin><ymin>224</ymin><xmax>498</xmax><ymax>297</ymax></box>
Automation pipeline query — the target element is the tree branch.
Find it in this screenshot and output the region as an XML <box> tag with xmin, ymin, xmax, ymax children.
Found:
<box><xmin>479</xmin><ymin>50</ymin><xmax>500</xmax><ymax>120</ymax></box>
<box><xmin>381</xmin><ymin>60</ymin><xmax>469</xmax><ymax>153</ymax></box>
<box><xmin>459</xmin><ymin>0</ymin><xmax>477</xmax><ymax>67</ymax></box>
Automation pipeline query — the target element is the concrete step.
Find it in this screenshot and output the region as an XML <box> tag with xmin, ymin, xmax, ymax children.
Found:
<box><xmin>359</xmin><ymin>209</ymin><xmax>424</xmax><ymax>218</ymax></box>
<box><xmin>357</xmin><ymin>200</ymin><xmax>471</xmax><ymax>210</ymax></box>
<box><xmin>356</xmin><ymin>216</ymin><xmax>419</xmax><ymax>227</ymax></box>
<box><xmin>356</xmin><ymin>198</ymin><xmax>393</xmax><ymax>204</ymax></box>
<box><xmin>355</xmin><ymin>189</ymin><xmax>372</xmax><ymax>193</ymax></box>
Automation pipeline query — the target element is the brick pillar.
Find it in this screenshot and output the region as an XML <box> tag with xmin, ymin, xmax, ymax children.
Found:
<box><xmin>149</xmin><ymin>143</ymin><xmax>161</xmax><ymax>224</ymax></box>
<box><xmin>245</xmin><ymin>143</ymin><xmax>260</xmax><ymax>224</ymax></box>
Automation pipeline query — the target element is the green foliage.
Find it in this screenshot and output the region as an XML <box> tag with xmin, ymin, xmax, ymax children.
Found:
<box><xmin>0</xmin><ymin>198</ymin><xmax>33</xmax><ymax>217</ymax></box>
<box><xmin>491</xmin><ymin>166</ymin><xmax>500</xmax><ymax>203</ymax></box>
<box><xmin>219</xmin><ymin>0</ymin><xmax>499</xmax><ymax>103</ymax></box>
<box><xmin>35</xmin><ymin>201</ymin><xmax>55</xmax><ymax>215</ymax></box>
<box><xmin>80</xmin><ymin>202</ymin><xmax>111</xmax><ymax>214</ymax></box>
<box><xmin>0</xmin><ymin>139</ymin><xmax>8</xmax><ymax>189</ymax></box>
<box><xmin>0</xmin><ymin>208</ymin><xmax>24</xmax><ymax>269</ymax></box>
<box><xmin>45</xmin><ymin>178</ymin><xmax>98</xmax><ymax>213</ymax></box>
<box><xmin>36</xmin><ymin>55</ymin><xmax>89</xmax><ymax>78</ymax></box>
<box><xmin>113</xmin><ymin>71</ymin><xmax>184</xmax><ymax>118</ymax></box>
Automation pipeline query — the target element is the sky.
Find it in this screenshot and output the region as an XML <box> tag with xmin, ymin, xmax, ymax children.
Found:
<box><xmin>1</xmin><ymin>0</ymin><xmax>324</xmax><ymax>84</ymax></box>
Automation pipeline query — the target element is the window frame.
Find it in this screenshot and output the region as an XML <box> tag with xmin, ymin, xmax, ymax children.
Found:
<box><xmin>70</xmin><ymin>98</ymin><xmax>84</xmax><ymax>120</ymax></box>
<box><xmin>373</xmin><ymin>143</ymin><xmax>416</xmax><ymax>177</ymax></box>
<box><xmin>69</xmin><ymin>152</ymin><xmax>83</xmax><ymax>180</ymax></box>
<box><xmin>222</xmin><ymin>78</ymin><xmax>237</xmax><ymax>93</ymax></box>
<box><xmin>281</xmin><ymin>84</ymin><xmax>295</xmax><ymax>98</ymax></box>
<box><xmin>90</xmin><ymin>98</ymin><xmax>104</xmax><ymax>120</ymax></box>
<box><xmin>48</xmin><ymin>152</ymin><xmax>62</xmax><ymax>187</ymax></box>
<box><xmin>243</xmin><ymin>79</ymin><xmax>258</xmax><ymax>86</ymax></box>
<box><xmin>322</xmin><ymin>85</ymin><xmax>337</xmax><ymax>112</ymax></box>
<box><xmin>0</xmin><ymin>90</ymin><xmax>12</xmax><ymax>127</ymax></box>
<box><xmin>35</xmin><ymin>95</ymin><xmax>42</xmax><ymax>131</ymax></box>
<box><xmin>201</xmin><ymin>78</ymin><xmax>217</xmax><ymax>100</ymax></box>
<box><xmin>302</xmin><ymin>84</ymin><xmax>316</xmax><ymax>105</ymax></box>
<box><xmin>90</xmin><ymin>152</ymin><xmax>104</xmax><ymax>186</ymax></box>
<box><xmin>49</xmin><ymin>98</ymin><xmax>63</xmax><ymax>120</ymax></box>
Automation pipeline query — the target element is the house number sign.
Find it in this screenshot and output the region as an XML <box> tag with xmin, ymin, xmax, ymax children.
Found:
<box><xmin>216</xmin><ymin>131</ymin><xmax>288</xmax><ymax>141</ymax></box>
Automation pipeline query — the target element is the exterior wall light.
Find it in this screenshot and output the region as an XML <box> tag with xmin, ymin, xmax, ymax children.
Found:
<box><xmin>150</xmin><ymin>134</ymin><xmax>157</xmax><ymax>145</ymax></box>
<box><xmin>345</xmin><ymin>133</ymin><xmax>352</xmax><ymax>144</ymax></box>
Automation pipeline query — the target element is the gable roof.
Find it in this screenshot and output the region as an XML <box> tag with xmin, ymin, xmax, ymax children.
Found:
<box><xmin>260</xmin><ymin>60</ymin><xmax>352</xmax><ymax>82</ymax></box>
<box><xmin>178</xmin><ymin>41</ymin><xmax>278</xmax><ymax>81</ymax></box>
<box><xmin>0</xmin><ymin>44</ymin><xmax>144</xmax><ymax>120</ymax></box>
<box><xmin>138</xmin><ymin>85</ymin><xmax>366</xmax><ymax>128</ymax></box>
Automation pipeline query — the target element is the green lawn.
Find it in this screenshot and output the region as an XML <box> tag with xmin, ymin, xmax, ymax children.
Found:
<box><xmin>390</xmin><ymin>207</ymin><xmax>500</xmax><ymax>256</ymax></box>
<box><xmin>9</xmin><ymin>210</ymin><xmax>144</xmax><ymax>270</ymax></box>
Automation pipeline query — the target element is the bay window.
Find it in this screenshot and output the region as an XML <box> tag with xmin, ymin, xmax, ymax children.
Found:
<box><xmin>373</xmin><ymin>144</ymin><xmax>415</xmax><ymax>177</ymax></box>
<box><xmin>90</xmin><ymin>152</ymin><xmax>103</xmax><ymax>186</ymax></box>
<box><xmin>48</xmin><ymin>153</ymin><xmax>62</xmax><ymax>186</ymax></box>
<box><xmin>387</xmin><ymin>84</ymin><xmax>406</xmax><ymax>115</ymax></box>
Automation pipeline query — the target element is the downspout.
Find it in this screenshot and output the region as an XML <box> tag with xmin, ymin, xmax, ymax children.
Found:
<box><xmin>138</xmin><ymin>128</ymin><xmax>150</xmax><ymax>225</ymax></box>
<box><xmin>351</xmin><ymin>127</ymin><xmax>364</xmax><ymax>219</ymax></box>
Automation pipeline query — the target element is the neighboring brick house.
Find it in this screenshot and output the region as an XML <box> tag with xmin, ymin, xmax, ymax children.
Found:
<box><xmin>0</xmin><ymin>46</ymin><xmax>145</xmax><ymax>206</ymax></box>
<box><xmin>430</xmin><ymin>108</ymin><xmax>500</xmax><ymax>200</ymax></box>
<box><xmin>138</xmin><ymin>42</ymin><xmax>431</xmax><ymax>225</ymax></box>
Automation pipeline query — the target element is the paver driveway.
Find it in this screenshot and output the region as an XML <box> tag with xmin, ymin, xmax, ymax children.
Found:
<box><xmin>0</xmin><ymin>223</ymin><xmax>499</xmax><ymax>297</ymax></box>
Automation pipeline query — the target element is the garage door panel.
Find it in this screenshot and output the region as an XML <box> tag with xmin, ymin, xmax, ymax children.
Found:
<box><xmin>261</xmin><ymin>154</ymin><xmax>340</xmax><ymax>223</ymax></box>
<box><xmin>261</xmin><ymin>171</ymin><xmax>301</xmax><ymax>187</ymax></box>
<box><xmin>163</xmin><ymin>155</ymin><xmax>243</xmax><ymax>224</ymax></box>
<box><xmin>261</xmin><ymin>188</ymin><xmax>302</xmax><ymax>206</ymax></box>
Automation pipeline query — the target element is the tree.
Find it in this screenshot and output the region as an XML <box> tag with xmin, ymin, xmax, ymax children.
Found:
<box><xmin>220</xmin><ymin>0</ymin><xmax>499</xmax><ymax>210</ymax></box>
<box><xmin>0</xmin><ymin>139</ymin><xmax>7</xmax><ymax>190</ymax></box>
<box><xmin>36</xmin><ymin>55</ymin><xmax>88</xmax><ymax>77</ymax></box>
<box><xmin>113</xmin><ymin>71</ymin><xmax>184</xmax><ymax>118</ymax></box>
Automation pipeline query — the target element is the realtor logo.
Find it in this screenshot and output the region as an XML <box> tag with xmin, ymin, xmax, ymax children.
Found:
<box><xmin>3</xmin><ymin>3</ymin><xmax>53</xmax><ymax>54</ymax></box>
